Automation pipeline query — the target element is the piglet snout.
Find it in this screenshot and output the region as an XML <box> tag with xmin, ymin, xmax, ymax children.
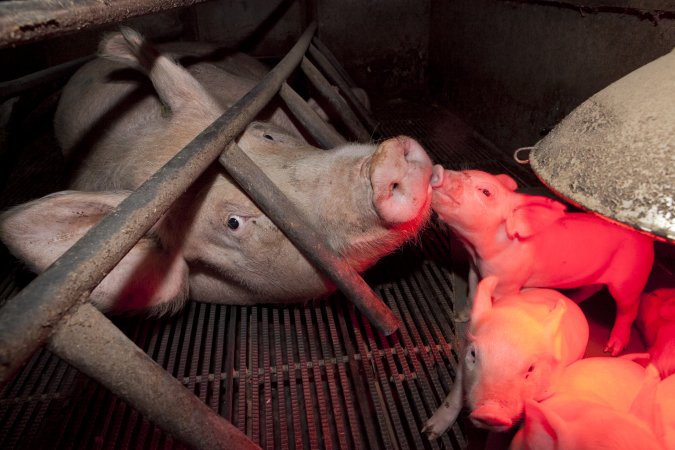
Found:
<box><xmin>470</xmin><ymin>404</ymin><xmax>514</xmax><ymax>431</ymax></box>
<box><xmin>370</xmin><ymin>136</ymin><xmax>433</xmax><ymax>225</ymax></box>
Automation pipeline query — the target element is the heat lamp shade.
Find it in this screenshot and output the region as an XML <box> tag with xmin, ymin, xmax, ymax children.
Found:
<box><xmin>530</xmin><ymin>47</ymin><xmax>674</xmax><ymax>243</ymax></box>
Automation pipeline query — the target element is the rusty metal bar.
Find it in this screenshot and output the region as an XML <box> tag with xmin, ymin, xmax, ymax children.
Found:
<box><xmin>308</xmin><ymin>42</ymin><xmax>378</xmax><ymax>133</ymax></box>
<box><xmin>0</xmin><ymin>22</ymin><xmax>318</xmax><ymax>385</ymax></box>
<box><xmin>47</xmin><ymin>303</ymin><xmax>260</xmax><ymax>450</ymax></box>
<box><xmin>278</xmin><ymin>82</ymin><xmax>346</xmax><ymax>148</ymax></box>
<box><xmin>300</xmin><ymin>57</ymin><xmax>371</xmax><ymax>142</ymax></box>
<box><xmin>0</xmin><ymin>0</ymin><xmax>210</xmax><ymax>48</ymax></box>
<box><xmin>218</xmin><ymin>142</ymin><xmax>401</xmax><ymax>335</ymax></box>
<box><xmin>0</xmin><ymin>55</ymin><xmax>93</xmax><ymax>101</ymax></box>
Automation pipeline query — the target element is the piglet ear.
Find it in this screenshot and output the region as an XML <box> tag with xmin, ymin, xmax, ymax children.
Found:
<box><xmin>495</xmin><ymin>173</ymin><xmax>518</xmax><ymax>191</ymax></box>
<box><xmin>521</xmin><ymin>400</ymin><xmax>561</xmax><ymax>450</ymax></box>
<box><xmin>543</xmin><ymin>299</ymin><xmax>567</xmax><ymax>362</ymax></box>
<box><xmin>471</xmin><ymin>276</ymin><xmax>499</xmax><ymax>323</ymax></box>
<box><xmin>505</xmin><ymin>196</ymin><xmax>566</xmax><ymax>239</ymax></box>
<box><xmin>0</xmin><ymin>191</ymin><xmax>189</xmax><ymax>315</ymax></box>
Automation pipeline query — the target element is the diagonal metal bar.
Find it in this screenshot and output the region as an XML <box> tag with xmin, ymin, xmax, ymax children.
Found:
<box><xmin>300</xmin><ymin>57</ymin><xmax>371</xmax><ymax>142</ymax></box>
<box><xmin>308</xmin><ymin>41</ymin><xmax>378</xmax><ymax>133</ymax></box>
<box><xmin>278</xmin><ymin>82</ymin><xmax>346</xmax><ymax>148</ymax></box>
<box><xmin>0</xmin><ymin>22</ymin><xmax>318</xmax><ymax>385</ymax></box>
<box><xmin>47</xmin><ymin>303</ymin><xmax>260</xmax><ymax>450</ymax></box>
<box><xmin>218</xmin><ymin>141</ymin><xmax>401</xmax><ymax>336</ymax></box>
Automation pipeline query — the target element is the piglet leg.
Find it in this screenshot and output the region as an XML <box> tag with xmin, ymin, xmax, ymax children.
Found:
<box><xmin>422</xmin><ymin>364</ymin><xmax>464</xmax><ymax>440</ymax></box>
<box><xmin>454</xmin><ymin>266</ymin><xmax>478</xmax><ymax>323</ymax></box>
<box><xmin>605</xmin><ymin>288</ymin><xmax>641</xmax><ymax>356</ymax></box>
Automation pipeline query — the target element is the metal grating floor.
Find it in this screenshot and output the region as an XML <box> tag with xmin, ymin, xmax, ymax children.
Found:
<box><xmin>0</xmin><ymin>97</ymin><xmax>539</xmax><ymax>450</ymax></box>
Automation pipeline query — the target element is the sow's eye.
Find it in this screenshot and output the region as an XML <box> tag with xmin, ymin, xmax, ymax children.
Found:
<box><xmin>478</xmin><ymin>188</ymin><xmax>492</xmax><ymax>197</ymax></box>
<box><xmin>263</xmin><ymin>133</ymin><xmax>274</xmax><ymax>141</ymax></box>
<box><xmin>227</xmin><ymin>215</ymin><xmax>243</xmax><ymax>231</ymax></box>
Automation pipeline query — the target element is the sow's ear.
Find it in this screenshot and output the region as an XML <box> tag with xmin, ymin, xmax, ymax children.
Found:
<box><xmin>0</xmin><ymin>191</ymin><xmax>189</xmax><ymax>315</ymax></box>
<box><xmin>505</xmin><ymin>196</ymin><xmax>566</xmax><ymax>239</ymax></box>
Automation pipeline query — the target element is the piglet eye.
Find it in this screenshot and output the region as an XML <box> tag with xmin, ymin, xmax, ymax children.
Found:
<box><xmin>263</xmin><ymin>133</ymin><xmax>274</xmax><ymax>141</ymax></box>
<box><xmin>227</xmin><ymin>216</ymin><xmax>241</xmax><ymax>230</ymax></box>
<box><xmin>481</xmin><ymin>188</ymin><xmax>491</xmax><ymax>197</ymax></box>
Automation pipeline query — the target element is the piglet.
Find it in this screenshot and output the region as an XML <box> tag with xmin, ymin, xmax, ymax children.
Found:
<box><xmin>431</xmin><ymin>168</ymin><xmax>654</xmax><ymax>355</ymax></box>
<box><xmin>511</xmin><ymin>357</ymin><xmax>663</xmax><ymax>449</ymax></box>
<box><xmin>421</xmin><ymin>276</ymin><xmax>588</xmax><ymax>439</ymax></box>
<box><xmin>637</xmin><ymin>288</ymin><xmax>675</xmax><ymax>378</ymax></box>
<box><xmin>629</xmin><ymin>364</ymin><xmax>675</xmax><ymax>449</ymax></box>
<box><xmin>511</xmin><ymin>396</ymin><xmax>664</xmax><ymax>450</ymax></box>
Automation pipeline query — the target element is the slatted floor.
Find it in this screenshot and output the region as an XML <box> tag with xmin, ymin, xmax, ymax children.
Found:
<box><xmin>0</xmin><ymin>96</ymin><xmax>539</xmax><ymax>450</ymax></box>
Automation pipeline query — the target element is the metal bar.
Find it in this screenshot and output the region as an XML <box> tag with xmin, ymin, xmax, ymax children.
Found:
<box><xmin>272</xmin><ymin>309</ymin><xmax>289</xmax><ymax>450</ymax></box>
<box><xmin>305</xmin><ymin>308</ymin><xmax>334</xmax><ymax>450</ymax></box>
<box><xmin>300</xmin><ymin>57</ymin><xmax>371</xmax><ymax>142</ymax></box>
<box><xmin>219</xmin><ymin>142</ymin><xmax>400</xmax><ymax>336</ymax></box>
<box><xmin>315</xmin><ymin>306</ymin><xmax>349</xmax><ymax>450</ymax></box>
<box><xmin>47</xmin><ymin>303</ymin><xmax>261</xmax><ymax>450</ymax></box>
<box><xmin>0</xmin><ymin>22</ymin><xmax>318</xmax><ymax>385</ymax></box>
<box><xmin>278</xmin><ymin>82</ymin><xmax>346</xmax><ymax>149</ymax></box>
<box><xmin>0</xmin><ymin>0</ymin><xmax>210</xmax><ymax>48</ymax></box>
<box><xmin>334</xmin><ymin>303</ymin><xmax>380</xmax><ymax>450</ymax></box>
<box><xmin>311</xmin><ymin>38</ymin><xmax>359</xmax><ymax>92</ymax></box>
<box><xmin>294</xmin><ymin>308</ymin><xmax>319</xmax><ymax>450</ymax></box>
<box><xmin>308</xmin><ymin>43</ymin><xmax>378</xmax><ymax>133</ymax></box>
<box><xmin>0</xmin><ymin>55</ymin><xmax>93</xmax><ymax>101</ymax></box>
<box><xmin>284</xmin><ymin>308</ymin><xmax>304</xmax><ymax>450</ymax></box>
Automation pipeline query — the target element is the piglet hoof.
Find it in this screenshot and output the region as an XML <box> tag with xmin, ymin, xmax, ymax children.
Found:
<box><xmin>603</xmin><ymin>338</ymin><xmax>625</xmax><ymax>357</ymax></box>
<box><xmin>453</xmin><ymin>306</ymin><xmax>471</xmax><ymax>323</ymax></box>
<box><xmin>421</xmin><ymin>420</ymin><xmax>443</xmax><ymax>441</ymax></box>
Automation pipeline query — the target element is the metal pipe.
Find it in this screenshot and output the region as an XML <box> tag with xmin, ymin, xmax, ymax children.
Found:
<box><xmin>308</xmin><ymin>42</ymin><xmax>378</xmax><ymax>133</ymax></box>
<box><xmin>48</xmin><ymin>303</ymin><xmax>261</xmax><ymax>450</ymax></box>
<box><xmin>312</xmin><ymin>38</ymin><xmax>359</xmax><ymax>94</ymax></box>
<box><xmin>300</xmin><ymin>57</ymin><xmax>371</xmax><ymax>142</ymax></box>
<box><xmin>278</xmin><ymin>82</ymin><xmax>346</xmax><ymax>148</ymax></box>
<box><xmin>0</xmin><ymin>0</ymin><xmax>210</xmax><ymax>49</ymax></box>
<box><xmin>0</xmin><ymin>22</ymin><xmax>318</xmax><ymax>385</ymax></box>
<box><xmin>218</xmin><ymin>142</ymin><xmax>401</xmax><ymax>336</ymax></box>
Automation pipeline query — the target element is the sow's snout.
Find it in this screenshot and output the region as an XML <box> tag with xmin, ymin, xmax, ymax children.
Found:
<box><xmin>369</xmin><ymin>136</ymin><xmax>434</xmax><ymax>226</ymax></box>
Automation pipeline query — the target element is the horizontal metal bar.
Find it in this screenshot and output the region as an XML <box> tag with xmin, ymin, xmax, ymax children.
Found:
<box><xmin>218</xmin><ymin>142</ymin><xmax>401</xmax><ymax>336</ymax></box>
<box><xmin>301</xmin><ymin>56</ymin><xmax>371</xmax><ymax>142</ymax></box>
<box><xmin>0</xmin><ymin>0</ymin><xmax>210</xmax><ymax>49</ymax></box>
<box><xmin>308</xmin><ymin>42</ymin><xmax>378</xmax><ymax>133</ymax></box>
<box><xmin>0</xmin><ymin>22</ymin><xmax>318</xmax><ymax>385</ymax></box>
<box><xmin>48</xmin><ymin>303</ymin><xmax>261</xmax><ymax>450</ymax></box>
<box><xmin>278</xmin><ymin>82</ymin><xmax>346</xmax><ymax>148</ymax></box>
